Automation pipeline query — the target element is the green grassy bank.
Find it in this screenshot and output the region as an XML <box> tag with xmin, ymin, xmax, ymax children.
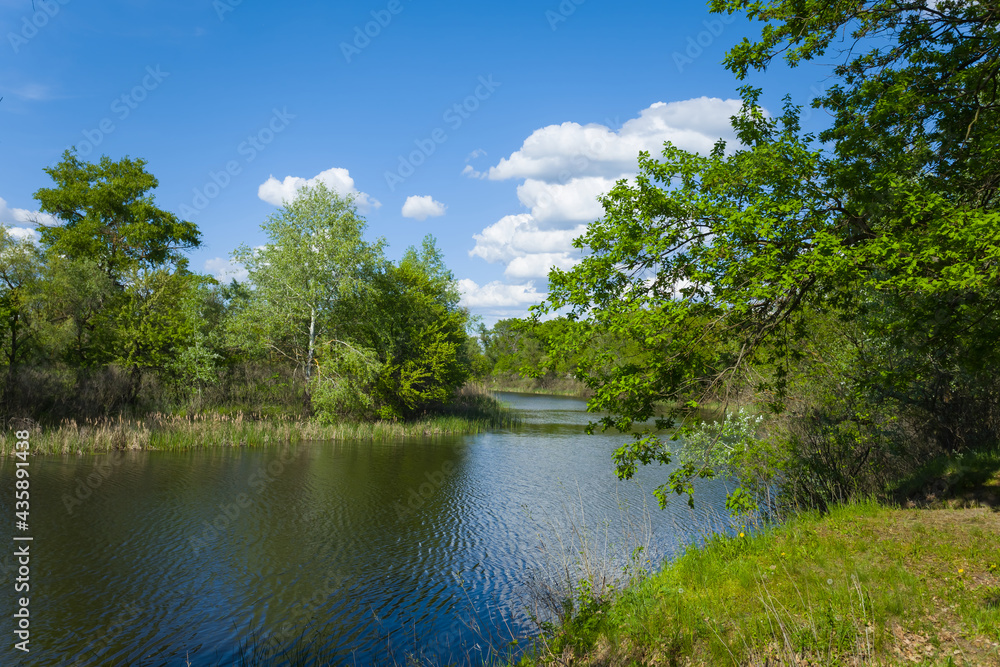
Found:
<box><xmin>520</xmin><ymin>446</ymin><xmax>1000</xmax><ymax>667</ymax></box>
<box><xmin>0</xmin><ymin>389</ymin><xmax>519</xmax><ymax>456</ymax></box>
<box><xmin>524</xmin><ymin>501</ymin><xmax>1000</xmax><ymax>666</ymax></box>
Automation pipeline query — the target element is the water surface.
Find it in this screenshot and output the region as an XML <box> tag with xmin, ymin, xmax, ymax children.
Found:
<box><xmin>0</xmin><ymin>392</ymin><xmax>729</xmax><ymax>665</ymax></box>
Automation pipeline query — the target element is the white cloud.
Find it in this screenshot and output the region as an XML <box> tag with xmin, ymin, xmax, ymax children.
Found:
<box><xmin>5</xmin><ymin>226</ymin><xmax>40</xmax><ymax>243</ymax></box>
<box><xmin>469</xmin><ymin>213</ymin><xmax>587</xmax><ymax>279</ymax></box>
<box><xmin>258</xmin><ymin>167</ymin><xmax>381</xmax><ymax>212</ymax></box>
<box><xmin>461</xmin><ymin>164</ymin><xmax>486</xmax><ymax>179</ymax></box>
<box><xmin>503</xmin><ymin>252</ymin><xmax>579</xmax><ymax>280</ymax></box>
<box><xmin>462</xmin><ymin>149</ymin><xmax>489</xmax><ymax>179</ymax></box>
<box><xmin>462</xmin><ymin>97</ymin><xmax>744</xmax><ymax>318</ymax></box>
<box><xmin>457</xmin><ymin>278</ymin><xmax>546</xmax><ymax>309</ymax></box>
<box><xmin>401</xmin><ymin>195</ymin><xmax>446</xmax><ymax>221</ymax></box>
<box><xmin>204</xmin><ymin>257</ymin><xmax>248</xmax><ymax>283</ymax></box>
<box><xmin>516</xmin><ymin>176</ymin><xmax>617</xmax><ymax>224</ymax></box>
<box><xmin>0</xmin><ymin>197</ymin><xmax>59</xmax><ymax>229</ymax></box>
<box><xmin>470</xmin><ymin>214</ymin><xmax>587</xmax><ymax>264</ymax></box>
<box><xmin>488</xmin><ymin>97</ymin><xmax>741</xmax><ymax>182</ymax></box>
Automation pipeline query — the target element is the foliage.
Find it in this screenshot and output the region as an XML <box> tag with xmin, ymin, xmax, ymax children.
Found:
<box><xmin>34</xmin><ymin>149</ymin><xmax>200</xmax><ymax>283</ymax></box>
<box><xmin>365</xmin><ymin>237</ymin><xmax>472</xmax><ymax>419</ymax></box>
<box><xmin>228</xmin><ymin>186</ymin><xmax>473</xmax><ymax>421</ymax></box>
<box><xmin>311</xmin><ymin>341</ymin><xmax>383</xmax><ymax>421</ymax></box>
<box><xmin>0</xmin><ymin>227</ymin><xmax>44</xmax><ymax>381</ymax></box>
<box><xmin>115</xmin><ymin>269</ymin><xmax>215</xmax><ymax>377</ymax></box>
<box><xmin>540</xmin><ymin>0</ymin><xmax>1000</xmax><ymax>508</ymax></box>
<box><xmin>227</xmin><ymin>182</ymin><xmax>386</xmax><ymax>392</ymax></box>
<box><xmin>679</xmin><ymin>409</ymin><xmax>779</xmax><ymax>515</ymax></box>
<box><xmin>478</xmin><ymin>315</ymin><xmax>635</xmax><ymax>398</ymax></box>
<box><xmin>39</xmin><ymin>256</ymin><xmax>118</xmax><ymax>366</ymax></box>
<box><xmin>4</xmin><ymin>156</ymin><xmax>480</xmax><ymax>427</ymax></box>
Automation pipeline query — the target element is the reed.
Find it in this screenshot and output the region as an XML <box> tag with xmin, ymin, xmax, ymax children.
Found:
<box><xmin>1</xmin><ymin>389</ymin><xmax>519</xmax><ymax>456</ymax></box>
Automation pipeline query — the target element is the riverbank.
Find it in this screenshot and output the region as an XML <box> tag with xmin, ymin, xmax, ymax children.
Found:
<box><xmin>475</xmin><ymin>377</ymin><xmax>592</xmax><ymax>398</ymax></box>
<box><xmin>522</xmin><ymin>496</ymin><xmax>1000</xmax><ymax>666</ymax></box>
<box><xmin>0</xmin><ymin>388</ymin><xmax>518</xmax><ymax>456</ymax></box>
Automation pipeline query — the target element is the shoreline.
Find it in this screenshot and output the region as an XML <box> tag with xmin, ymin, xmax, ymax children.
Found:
<box><xmin>518</xmin><ymin>496</ymin><xmax>1000</xmax><ymax>665</ymax></box>
<box><xmin>0</xmin><ymin>392</ymin><xmax>520</xmax><ymax>457</ymax></box>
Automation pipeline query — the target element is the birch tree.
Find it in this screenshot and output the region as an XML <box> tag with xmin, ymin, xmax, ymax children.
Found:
<box><xmin>228</xmin><ymin>183</ymin><xmax>386</xmax><ymax>403</ymax></box>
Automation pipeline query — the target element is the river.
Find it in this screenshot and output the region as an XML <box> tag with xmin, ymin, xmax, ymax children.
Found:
<box><xmin>0</xmin><ymin>392</ymin><xmax>730</xmax><ymax>666</ymax></box>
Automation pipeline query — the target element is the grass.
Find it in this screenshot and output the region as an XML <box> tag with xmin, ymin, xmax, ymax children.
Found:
<box><xmin>1</xmin><ymin>387</ymin><xmax>520</xmax><ymax>456</ymax></box>
<box><xmin>520</xmin><ymin>500</ymin><xmax>1000</xmax><ymax>666</ymax></box>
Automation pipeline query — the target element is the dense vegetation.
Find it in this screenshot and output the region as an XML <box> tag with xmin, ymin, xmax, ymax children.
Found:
<box><xmin>527</xmin><ymin>0</ymin><xmax>1000</xmax><ymax>515</ymax></box>
<box><xmin>0</xmin><ymin>152</ymin><xmax>491</xmax><ymax>434</ymax></box>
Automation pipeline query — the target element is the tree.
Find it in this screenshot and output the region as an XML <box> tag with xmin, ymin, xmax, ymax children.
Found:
<box><xmin>0</xmin><ymin>227</ymin><xmax>44</xmax><ymax>391</ymax></box>
<box><xmin>368</xmin><ymin>236</ymin><xmax>471</xmax><ymax>418</ymax></box>
<box><xmin>228</xmin><ymin>183</ymin><xmax>386</xmax><ymax>405</ymax></box>
<box><xmin>313</xmin><ymin>235</ymin><xmax>473</xmax><ymax>421</ymax></box>
<box><xmin>716</xmin><ymin>0</ymin><xmax>1000</xmax><ymax>213</ymax></box>
<box><xmin>541</xmin><ymin>0</ymin><xmax>1000</xmax><ymax>506</ymax></box>
<box><xmin>713</xmin><ymin>0</ymin><xmax>1000</xmax><ymax>456</ymax></box>
<box><xmin>34</xmin><ymin>149</ymin><xmax>200</xmax><ymax>284</ymax></box>
<box><xmin>41</xmin><ymin>256</ymin><xmax>118</xmax><ymax>366</ymax></box>
<box><xmin>114</xmin><ymin>268</ymin><xmax>219</xmax><ymax>397</ymax></box>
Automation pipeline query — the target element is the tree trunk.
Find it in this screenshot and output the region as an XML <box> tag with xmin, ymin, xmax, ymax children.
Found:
<box><xmin>303</xmin><ymin>306</ymin><xmax>316</xmax><ymax>414</ymax></box>
<box><xmin>127</xmin><ymin>363</ymin><xmax>143</xmax><ymax>407</ymax></box>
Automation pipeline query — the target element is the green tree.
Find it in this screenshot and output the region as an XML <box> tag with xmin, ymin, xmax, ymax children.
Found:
<box><xmin>542</xmin><ymin>0</ymin><xmax>1000</xmax><ymax>506</ymax></box>
<box><xmin>40</xmin><ymin>257</ymin><xmax>117</xmax><ymax>366</ymax></box>
<box><xmin>370</xmin><ymin>236</ymin><xmax>471</xmax><ymax>418</ymax></box>
<box><xmin>310</xmin><ymin>236</ymin><xmax>474</xmax><ymax>421</ymax></box>
<box><xmin>34</xmin><ymin>149</ymin><xmax>201</xmax><ymax>284</ymax></box>
<box><xmin>0</xmin><ymin>227</ymin><xmax>44</xmax><ymax>389</ymax></box>
<box><xmin>228</xmin><ymin>183</ymin><xmax>386</xmax><ymax>406</ymax></box>
<box><xmin>714</xmin><ymin>0</ymin><xmax>1000</xmax><ymax>458</ymax></box>
<box><xmin>114</xmin><ymin>268</ymin><xmax>219</xmax><ymax>399</ymax></box>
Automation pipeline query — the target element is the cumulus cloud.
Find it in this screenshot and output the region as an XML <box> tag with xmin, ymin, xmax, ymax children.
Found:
<box><xmin>457</xmin><ymin>278</ymin><xmax>546</xmax><ymax>309</ymax></box>
<box><xmin>488</xmin><ymin>97</ymin><xmax>741</xmax><ymax>182</ymax></box>
<box><xmin>0</xmin><ymin>197</ymin><xmax>59</xmax><ymax>229</ymax></box>
<box><xmin>258</xmin><ymin>167</ymin><xmax>380</xmax><ymax>211</ymax></box>
<box><xmin>503</xmin><ymin>252</ymin><xmax>579</xmax><ymax>280</ymax></box>
<box><xmin>401</xmin><ymin>195</ymin><xmax>446</xmax><ymax>221</ymax></box>
<box><xmin>5</xmin><ymin>226</ymin><xmax>40</xmax><ymax>243</ymax></box>
<box><xmin>463</xmin><ymin>97</ymin><xmax>744</xmax><ymax>316</ymax></box>
<box><xmin>469</xmin><ymin>213</ymin><xmax>587</xmax><ymax>279</ymax></box>
<box><xmin>470</xmin><ymin>214</ymin><xmax>587</xmax><ymax>264</ymax></box>
<box><xmin>516</xmin><ymin>176</ymin><xmax>617</xmax><ymax>224</ymax></box>
<box><xmin>204</xmin><ymin>257</ymin><xmax>248</xmax><ymax>283</ymax></box>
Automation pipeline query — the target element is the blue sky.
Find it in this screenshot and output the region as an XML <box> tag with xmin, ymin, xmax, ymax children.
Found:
<box><xmin>1</xmin><ymin>0</ymin><xmax>829</xmax><ymax>325</ymax></box>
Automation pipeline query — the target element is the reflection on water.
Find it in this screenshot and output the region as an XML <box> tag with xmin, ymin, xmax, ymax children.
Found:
<box><xmin>0</xmin><ymin>392</ymin><xmax>729</xmax><ymax>666</ymax></box>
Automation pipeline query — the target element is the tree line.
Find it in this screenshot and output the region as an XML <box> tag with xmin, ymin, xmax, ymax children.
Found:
<box><xmin>0</xmin><ymin>150</ymin><xmax>478</xmax><ymax>423</ymax></box>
